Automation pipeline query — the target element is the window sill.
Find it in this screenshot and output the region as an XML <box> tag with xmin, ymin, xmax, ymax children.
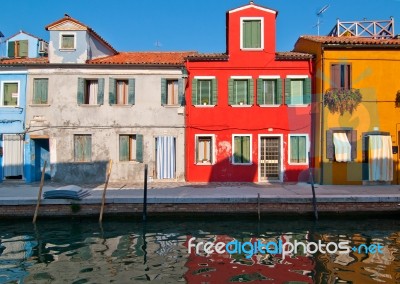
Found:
<box><xmin>196</xmin><ymin>161</ymin><xmax>213</xmax><ymax>166</ymax></box>
<box><xmin>240</xmin><ymin>48</ymin><xmax>264</xmax><ymax>51</ymax></box>
<box><xmin>288</xmin><ymin>162</ymin><xmax>309</xmax><ymax>166</ymax></box>
<box><xmin>232</xmin><ymin>163</ymin><xmax>253</xmax><ymax>166</ymax></box>
<box><xmin>78</xmin><ymin>104</ymin><xmax>101</xmax><ymax>107</ymax></box>
<box><xmin>163</xmin><ymin>104</ymin><xmax>181</xmax><ymax>108</ymax></box>
<box><xmin>193</xmin><ymin>105</ymin><xmax>216</xmax><ymax>108</ymax></box>
<box><xmin>287</xmin><ymin>104</ymin><xmax>310</xmax><ymax>108</ymax></box>
<box><xmin>230</xmin><ymin>105</ymin><xmax>252</xmax><ymax>108</ymax></box>
<box><xmin>59</xmin><ymin>48</ymin><xmax>76</xmax><ymax>52</ymax></box>
<box><xmin>119</xmin><ymin>160</ymin><xmax>140</xmax><ymax>164</ymax></box>
<box><xmin>259</xmin><ymin>104</ymin><xmax>281</xmax><ymax>108</ymax></box>
<box><xmin>110</xmin><ymin>104</ymin><xmax>134</xmax><ymax>108</ymax></box>
<box><xmin>29</xmin><ymin>104</ymin><xmax>51</xmax><ymax>107</ymax></box>
<box><xmin>0</xmin><ymin>106</ymin><xmax>20</xmax><ymax>108</ymax></box>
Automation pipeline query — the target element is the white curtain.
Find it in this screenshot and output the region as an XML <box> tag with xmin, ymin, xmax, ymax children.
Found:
<box><xmin>333</xmin><ymin>132</ymin><xmax>352</xmax><ymax>162</ymax></box>
<box><xmin>369</xmin><ymin>135</ymin><xmax>393</xmax><ymax>181</ymax></box>
<box><xmin>156</xmin><ymin>136</ymin><xmax>176</xmax><ymax>179</ymax></box>
<box><xmin>3</xmin><ymin>134</ymin><xmax>24</xmax><ymax>177</ymax></box>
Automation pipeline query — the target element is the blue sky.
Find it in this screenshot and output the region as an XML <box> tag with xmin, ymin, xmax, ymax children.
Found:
<box><xmin>1</xmin><ymin>0</ymin><xmax>399</xmax><ymax>53</ymax></box>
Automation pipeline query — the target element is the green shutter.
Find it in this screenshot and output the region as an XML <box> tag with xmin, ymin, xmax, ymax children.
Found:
<box><xmin>326</xmin><ymin>130</ymin><xmax>334</xmax><ymax>161</ymax></box>
<box><xmin>276</xmin><ymin>79</ymin><xmax>282</xmax><ymax>105</ymax></box>
<box><xmin>285</xmin><ymin>79</ymin><xmax>291</xmax><ymax>105</ymax></box>
<box><xmin>178</xmin><ymin>78</ymin><xmax>184</xmax><ymax>106</ymax></box>
<box><xmin>41</xmin><ymin>79</ymin><xmax>48</xmax><ymax>104</ymax></box>
<box><xmin>257</xmin><ymin>79</ymin><xmax>263</xmax><ymax>105</ymax></box>
<box><xmin>242</xmin><ymin>136</ymin><xmax>251</xmax><ymax>163</ymax></box>
<box><xmin>97</xmin><ymin>78</ymin><xmax>104</xmax><ymax>105</ymax></box>
<box><xmin>128</xmin><ymin>78</ymin><xmax>135</xmax><ymax>105</ymax></box>
<box><xmin>303</xmin><ymin>78</ymin><xmax>311</xmax><ymax>104</ymax></box>
<box><xmin>77</xmin><ymin>78</ymin><xmax>84</xmax><ymax>105</ymax></box>
<box><xmin>161</xmin><ymin>78</ymin><xmax>167</xmax><ymax>105</ymax></box>
<box><xmin>19</xmin><ymin>40</ymin><xmax>28</xmax><ymax>57</ymax></box>
<box><xmin>243</xmin><ymin>20</ymin><xmax>261</xmax><ymax>48</ymax></box>
<box><xmin>298</xmin><ymin>136</ymin><xmax>307</xmax><ymax>163</ymax></box>
<box><xmin>228</xmin><ymin>79</ymin><xmax>234</xmax><ymax>105</ymax></box>
<box><xmin>136</xmin><ymin>134</ymin><xmax>143</xmax><ymax>163</ymax></box>
<box><xmin>191</xmin><ymin>79</ymin><xmax>198</xmax><ymax>105</ymax></box>
<box><xmin>119</xmin><ymin>135</ymin><xmax>129</xmax><ymax>161</ymax></box>
<box><xmin>84</xmin><ymin>135</ymin><xmax>92</xmax><ymax>162</ymax></box>
<box><xmin>211</xmin><ymin>79</ymin><xmax>217</xmax><ymax>105</ymax></box>
<box><xmin>34</xmin><ymin>79</ymin><xmax>48</xmax><ymax>104</ymax></box>
<box><xmin>248</xmin><ymin>79</ymin><xmax>254</xmax><ymax>105</ymax></box>
<box><xmin>109</xmin><ymin>78</ymin><xmax>116</xmax><ymax>104</ymax></box>
<box><xmin>8</xmin><ymin>41</ymin><xmax>15</xmax><ymax>57</ymax></box>
<box><xmin>290</xmin><ymin>136</ymin><xmax>299</xmax><ymax>163</ymax></box>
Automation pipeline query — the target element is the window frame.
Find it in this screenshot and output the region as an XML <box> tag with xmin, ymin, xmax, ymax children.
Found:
<box><xmin>119</xmin><ymin>134</ymin><xmax>138</xmax><ymax>162</ymax></box>
<box><xmin>326</xmin><ymin>128</ymin><xmax>357</xmax><ymax>162</ymax></box>
<box><xmin>192</xmin><ymin>76</ymin><xmax>216</xmax><ymax>106</ymax></box>
<box><xmin>115</xmin><ymin>79</ymin><xmax>129</xmax><ymax>105</ymax></box>
<box><xmin>1</xmin><ymin>81</ymin><xmax>20</xmax><ymax>107</ymax></box>
<box><xmin>195</xmin><ymin>134</ymin><xmax>215</xmax><ymax>165</ymax></box>
<box><xmin>59</xmin><ymin>32</ymin><xmax>76</xmax><ymax>50</ymax></box>
<box><xmin>229</xmin><ymin>76</ymin><xmax>253</xmax><ymax>106</ymax></box>
<box><xmin>258</xmin><ymin>76</ymin><xmax>281</xmax><ymax>106</ymax></box>
<box><xmin>84</xmin><ymin>79</ymin><xmax>99</xmax><ymax>105</ymax></box>
<box><xmin>330</xmin><ymin>63</ymin><xmax>352</xmax><ymax>89</ymax></box>
<box><xmin>288</xmin><ymin>134</ymin><xmax>309</xmax><ymax>165</ymax></box>
<box><xmin>73</xmin><ymin>134</ymin><xmax>92</xmax><ymax>163</ymax></box>
<box><xmin>166</xmin><ymin>79</ymin><xmax>179</xmax><ymax>106</ymax></box>
<box><xmin>285</xmin><ymin>75</ymin><xmax>311</xmax><ymax>106</ymax></box>
<box><xmin>32</xmin><ymin>78</ymin><xmax>49</xmax><ymax>105</ymax></box>
<box><xmin>232</xmin><ymin>134</ymin><xmax>252</xmax><ymax>165</ymax></box>
<box><xmin>240</xmin><ymin>17</ymin><xmax>264</xmax><ymax>50</ymax></box>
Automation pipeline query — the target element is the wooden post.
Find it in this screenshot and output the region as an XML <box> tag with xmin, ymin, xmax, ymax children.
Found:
<box><xmin>308</xmin><ymin>152</ymin><xmax>318</xmax><ymax>221</ymax></box>
<box><xmin>99</xmin><ymin>160</ymin><xmax>113</xmax><ymax>223</ymax></box>
<box><xmin>143</xmin><ymin>164</ymin><xmax>148</xmax><ymax>222</ymax></box>
<box><xmin>33</xmin><ymin>160</ymin><xmax>47</xmax><ymax>224</ymax></box>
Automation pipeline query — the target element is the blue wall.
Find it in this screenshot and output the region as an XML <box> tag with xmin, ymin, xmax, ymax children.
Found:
<box><xmin>6</xmin><ymin>33</ymin><xmax>40</xmax><ymax>58</ymax></box>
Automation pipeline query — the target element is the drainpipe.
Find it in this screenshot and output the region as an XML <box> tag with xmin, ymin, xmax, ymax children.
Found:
<box><xmin>320</xmin><ymin>47</ymin><xmax>325</xmax><ymax>184</ymax></box>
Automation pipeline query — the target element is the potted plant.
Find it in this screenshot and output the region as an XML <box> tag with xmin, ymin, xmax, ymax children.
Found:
<box><xmin>324</xmin><ymin>88</ymin><xmax>362</xmax><ymax>115</ymax></box>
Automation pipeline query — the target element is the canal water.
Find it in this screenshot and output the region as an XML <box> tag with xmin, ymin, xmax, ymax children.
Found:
<box><xmin>0</xmin><ymin>217</ymin><xmax>398</xmax><ymax>283</ymax></box>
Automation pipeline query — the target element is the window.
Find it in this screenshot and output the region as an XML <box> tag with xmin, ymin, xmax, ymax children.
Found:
<box><xmin>326</xmin><ymin>129</ymin><xmax>357</xmax><ymax>162</ymax></box>
<box><xmin>7</xmin><ymin>40</ymin><xmax>28</xmax><ymax>58</ymax></box>
<box><xmin>257</xmin><ymin>78</ymin><xmax>282</xmax><ymax>105</ymax></box>
<box><xmin>1</xmin><ymin>82</ymin><xmax>19</xmax><ymax>106</ymax></box>
<box><xmin>196</xmin><ymin>136</ymin><xmax>213</xmax><ymax>164</ymax></box>
<box><xmin>232</xmin><ymin>135</ymin><xmax>252</xmax><ymax>164</ymax></box>
<box><xmin>192</xmin><ymin>78</ymin><xmax>217</xmax><ymax>106</ymax></box>
<box><xmin>285</xmin><ymin>77</ymin><xmax>311</xmax><ymax>105</ymax></box>
<box><xmin>77</xmin><ymin>78</ymin><xmax>105</xmax><ymax>105</ymax></box>
<box><xmin>161</xmin><ymin>79</ymin><xmax>183</xmax><ymax>106</ymax></box>
<box><xmin>33</xmin><ymin>79</ymin><xmax>48</xmax><ymax>104</ymax></box>
<box><xmin>74</xmin><ymin>134</ymin><xmax>92</xmax><ymax>162</ymax></box>
<box><xmin>119</xmin><ymin>134</ymin><xmax>143</xmax><ymax>162</ymax></box>
<box><xmin>289</xmin><ymin>135</ymin><xmax>308</xmax><ymax>164</ymax></box>
<box><xmin>331</xmin><ymin>64</ymin><xmax>351</xmax><ymax>89</ymax></box>
<box><xmin>61</xmin><ymin>34</ymin><xmax>75</xmax><ymax>49</ymax></box>
<box><xmin>109</xmin><ymin>78</ymin><xmax>135</xmax><ymax>105</ymax></box>
<box><xmin>229</xmin><ymin>78</ymin><xmax>254</xmax><ymax>105</ymax></box>
<box><xmin>241</xmin><ymin>18</ymin><xmax>263</xmax><ymax>49</ymax></box>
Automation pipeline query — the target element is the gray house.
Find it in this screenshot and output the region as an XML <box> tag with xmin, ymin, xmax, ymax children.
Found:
<box><xmin>23</xmin><ymin>15</ymin><xmax>194</xmax><ymax>183</ymax></box>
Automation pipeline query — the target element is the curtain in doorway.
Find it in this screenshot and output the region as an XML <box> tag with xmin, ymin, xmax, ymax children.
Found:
<box><xmin>368</xmin><ymin>135</ymin><xmax>393</xmax><ymax>181</ymax></box>
<box><xmin>156</xmin><ymin>136</ymin><xmax>176</xmax><ymax>179</ymax></box>
<box><xmin>3</xmin><ymin>134</ymin><xmax>24</xmax><ymax>177</ymax></box>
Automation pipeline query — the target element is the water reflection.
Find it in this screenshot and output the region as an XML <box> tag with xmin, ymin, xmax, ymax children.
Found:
<box><xmin>0</xmin><ymin>218</ymin><xmax>398</xmax><ymax>283</ymax></box>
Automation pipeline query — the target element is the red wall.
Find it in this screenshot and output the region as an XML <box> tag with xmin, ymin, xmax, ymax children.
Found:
<box><xmin>185</xmin><ymin>4</ymin><xmax>312</xmax><ymax>182</ymax></box>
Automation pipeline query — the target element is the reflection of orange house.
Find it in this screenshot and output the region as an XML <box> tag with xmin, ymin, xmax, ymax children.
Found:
<box><xmin>184</xmin><ymin>235</ymin><xmax>314</xmax><ymax>283</ymax></box>
<box><xmin>185</xmin><ymin>2</ymin><xmax>313</xmax><ymax>182</ymax></box>
<box><xmin>294</xmin><ymin>18</ymin><xmax>400</xmax><ymax>185</ymax></box>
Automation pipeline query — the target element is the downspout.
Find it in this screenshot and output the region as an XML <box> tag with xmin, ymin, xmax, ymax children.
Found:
<box><xmin>320</xmin><ymin>47</ymin><xmax>325</xmax><ymax>184</ymax></box>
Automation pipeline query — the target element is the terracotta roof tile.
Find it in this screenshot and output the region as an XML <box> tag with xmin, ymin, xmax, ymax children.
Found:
<box><xmin>88</xmin><ymin>51</ymin><xmax>198</xmax><ymax>65</ymax></box>
<box><xmin>0</xmin><ymin>57</ymin><xmax>49</xmax><ymax>65</ymax></box>
<box><xmin>275</xmin><ymin>51</ymin><xmax>313</xmax><ymax>60</ymax></box>
<box><xmin>299</xmin><ymin>35</ymin><xmax>400</xmax><ymax>46</ymax></box>
<box><xmin>186</xmin><ymin>53</ymin><xmax>229</xmax><ymax>61</ymax></box>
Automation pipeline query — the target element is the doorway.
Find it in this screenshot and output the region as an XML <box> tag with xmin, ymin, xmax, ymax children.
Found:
<box><xmin>2</xmin><ymin>134</ymin><xmax>24</xmax><ymax>180</ymax></box>
<box><xmin>259</xmin><ymin>136</ymin><xmax>282</xmax><ymax>182</ymax></box>
<box><xmin>32</xmin><ymin>138</ymin><xmax>51</xmax><ymax>181</ymax></box>
<box><xmin>155</xmin><ymin>136</ymin><xmax>176</xmax><ymax>179</ymax></box>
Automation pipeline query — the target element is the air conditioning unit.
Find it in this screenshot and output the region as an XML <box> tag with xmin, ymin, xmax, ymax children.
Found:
<box><xmin>38</xmin><ymin>41</ymin><xmax>48</xmax><ymax>54</ymax></box>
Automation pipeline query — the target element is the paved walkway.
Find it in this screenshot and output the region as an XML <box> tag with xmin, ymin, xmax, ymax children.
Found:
<box><xmin>0</xmin><ymin>180</ymin><xmax>399</xmax><ymax>205</ymax></box>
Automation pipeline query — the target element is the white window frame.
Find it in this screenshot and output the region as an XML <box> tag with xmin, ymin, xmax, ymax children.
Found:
<box><xmin>232</xmin><ymin>134</ymin><xmax>252</xmax><ymax>165</ymax></box>
<box><xmin>59</xmin><ymin>32</ymin><xmax>76</xmax><ymax>50</ymax></box>
<box><xmin>240</xmin><ymin>17</ymin><xmax>264</xmax><ymax>50</ymax></box>
<box><xmin>286</xmin><ymin>75</ymin><xmax>309</xmax><ymax>107</ymax></box>
<box><xmin>0</xmin><ymin>81</ymin><xmax>20</xmax><ymax>107</ymax></box>
<box><xmin>194</xmin><ymin>134</ymin><xmax>215</xmax><ymax>165</ymax></box>
<box><xmin>194</xmin><ymin>76</ymin><xmax>216</xmax><ymax>107</ymax></box>
<box><xmin>259</xmin><ymin>75</ymin><xmax>281</xmax><ymax>107</ymax></box>
<box><xmin>288</xmin><ymin>134</ymin><xmax>309</xmax><ymax>166</ymax></box>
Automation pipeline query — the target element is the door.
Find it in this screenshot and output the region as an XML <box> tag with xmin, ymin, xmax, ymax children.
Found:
<box><xmin>364</xmin><ymin>134</ymin><xmax>393</xmax><ymax>182</ymax></box>
<box><xmin>259</xmin><ymin>136</ymin><xmax>281</xmax><ymax>181</ymax></box>
<box><xmin>33</xmin><ymin>139</ymin><xmax>50</xmax><ymax>181</ymax></box>
<box><xmin>155</xmin><ymin>136</ymin><xmax>176</xmax><ymax>179</ymax></box>
<box><xmin>2</xmin><ymin>134</ymin><xmax>23</xmax><ymax>179</ymax></box>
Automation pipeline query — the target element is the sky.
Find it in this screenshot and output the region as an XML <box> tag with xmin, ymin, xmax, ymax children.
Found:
<box><xmin>0</xmin><ymin>0</ymin><xmax>399</xmax><ymax>54</ymax></box>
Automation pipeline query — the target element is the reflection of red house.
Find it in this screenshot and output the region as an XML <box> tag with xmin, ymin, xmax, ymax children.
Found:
<box><xmin>185</xmin><ymin>2</ymin><xmax>313</xmax><ymax>182</ymax></box>
<box><xmin>184</xmin><ymin>235</ymin><xmax>314</xmax><ymax>283</ymax></box>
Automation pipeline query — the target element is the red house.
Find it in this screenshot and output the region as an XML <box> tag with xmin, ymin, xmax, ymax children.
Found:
<box><xmin>185</xmin><ymin>2</ymin><xmax>313</xmax><ymax>182</ymax></box>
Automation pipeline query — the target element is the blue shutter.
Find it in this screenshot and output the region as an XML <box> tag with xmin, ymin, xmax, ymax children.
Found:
<box><xmin>136</xmin><ymin>134</ymin><xmax>143</xmax><ymax>163</ymax></box>
<box><xmin>97</xmin><ymin>78</ymin><xmax>104</xmax><ymax>105</ymax></box>
<box><xmin>161</xmin><ymin>78</ymin><xmax>167</xmax><ymax>105</ymax></box>
<box><xmin>128</xmin><ymin>79</ymin><xmax>135</xmax><ymax>105</ymax></box>
<box><xmin>8</xmin><ymin>41</ymin><xmax>15</xmax><ymax>57</ymax></box>
<box><xmin>109</xmin><ymin>78</ymin><xmax>116</xmax><ymax>104</ymax></box>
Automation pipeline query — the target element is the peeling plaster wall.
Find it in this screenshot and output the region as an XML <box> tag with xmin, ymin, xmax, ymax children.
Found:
<box><xmin>87</xmin><ymin>34</ymin><xmax>115</xmax><ymax>59</ymax></box>
<box><xmin>48</xmin><ymin>31</ymin><xmax>88</xmax><ymax>63</ymax></box>
<box><xmin>25</xmin><ymin>68</ymin><xmax>186</xmax><ymax>183</ymax></box>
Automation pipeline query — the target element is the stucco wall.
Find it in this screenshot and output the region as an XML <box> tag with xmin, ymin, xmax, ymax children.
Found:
<box><xmin>48</xmin><ymin>31</ymin><xmax>88</xmax><ymax>63</ymax></box>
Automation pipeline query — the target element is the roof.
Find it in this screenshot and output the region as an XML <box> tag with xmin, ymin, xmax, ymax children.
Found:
<box><xmin>229</xmin><ymin>1</ymin><xmax>278</xmax><ymax>15</ymax></box>
<box><xmin>0</xmin><ymin>57</ymin><xmax>49</xmax><ymax>65</ymax></box>
<box><xmin>88</xmin><ymin>51</ymin><xmax>198</xmax><ymax>65</ymax></box>
<box><xmin>275</xmin><ymin>51</ymin><xmax>313</xmax><ymax>60</ymax></box>
<box><xmin>298</xmin><ymin>35</ymin><xmax>400</xmax><ymax>47</ymax></box>
<box><xmin>5</xmin><ymin>30</ymin><xmax>47</xmax><ymax>43</ymax></box>
<box><xmin>186</xmin><ymin>53</ymin><xmax>229</xmax><ymax>61</ymax></box>
<box><xmin>45</xmin><ymin>14</ymin><xmax>117</xmax><ymax>54</ymax></box>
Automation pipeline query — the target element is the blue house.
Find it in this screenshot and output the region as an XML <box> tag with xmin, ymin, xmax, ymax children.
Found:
<box><xmin>0</xmin><ymin>31</ymin><xmax>47</xmax><ymax>182</ymax></box>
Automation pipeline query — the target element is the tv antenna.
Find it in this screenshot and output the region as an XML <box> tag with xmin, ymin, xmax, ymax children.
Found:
<box><xmin>315</xmin><ymin>4</ymin><xmax>330</xmax><ymax>36</ymax></box>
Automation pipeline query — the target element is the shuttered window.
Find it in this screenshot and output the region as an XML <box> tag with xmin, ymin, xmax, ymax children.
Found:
<box><xmin>7</xmin><ymin>40</ymin><xmax>28</xmax><ymax>58</ymax></box>
<box><xmin>161</xmin><ymin>79</ymin><xmax>182</xmax><ymax>106</ymax></box>
<box><xmin>77</xmin><ymin>78</ymin><xmax>104</xmax><ymax>105</ymax></box>
<box><xmin>233</xmin><ymin>135</ymin><xmax>252</xmax><ymax>164</ymax></box>
<box><xmin>2</xmin><ymin>82</ymin><xmax>19</xmax><ymax>106</ymax></box>
<box><xmin>289</xmin><ymin>135</ymin><xmax>308</xmax><ymax>164</ymax></box>
<box><xmin>331</xmin><ymin>64</ymin><xmax>351</xmax><ymax>89</ymax></box>
<box><xmin>33</xmin><ymin>79</ymin><xmax>49</xmax><ymax>104</ymax></box>
<box><xmin>119</xmin><ymin>134</ymin><xmax>143</xmax><ymax>162</ymax></box>
<box><xmin>285</xmin><ymin>78</ymin><xmax>311</xmax><ymax>105</ymax></box>
<box><xmin>257</xmin><ymin>79</ymin><xmax>282</xmax><ymax>105</ymax></box>
<box><xmin>192</xmin><ymin>79</ymin><xmax>217</xmax><ymax>105</ymax></box>
<box><xmin>242</xmin><ymin>19</ymin><xmax>262</xmax><ymax>49</ymax></box>
<box><xmin>74</xmin><ymin>135</ymin><xmax>92</xmax><ymax>162</ymax></box>
<box><xmin>228</xmin><ymin>79</ymin><xmax>254</xmax><ymax>105</ymax></box>
<box><xmin>109</xmin><ymin>78</ymin><xmax>135</xmax><ymax>105</ymax></box>
<box><xmin>326</xmin><ymin>129</ymin><xmax>357</xmax><ymax>161</ymax></box>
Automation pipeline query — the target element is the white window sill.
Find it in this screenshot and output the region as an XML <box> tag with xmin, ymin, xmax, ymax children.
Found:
<box><xmin>0</xmin><ymin>106</ymin><xmax>20</xmax><ymax>108</ymax></box>
<box><xmin>78</xmin><ymin>104</ymin><xmax>101</xmax><ymax>107</ymax></box>
<box><xmin>193</xmin><ymin>105</ymin><xmax>216</xmax><ymax>108</ymax></box>
<box><xmin>288</xmin><ymin>162</ymin><xmax>309</xmax><ymax>166</ymax></box>
<box><xmin>230</xmin><ymin>105</ymin><xmax>252</xmax><ymax>108</ymax></box>
<box><xmin>59</xmin><ymin>48</ymin><xmax>76</xmax><ymax>52</ymax></box>
<box><xmin>240</xmin><ymin>48</ymin><xmax>264</xmax><ymax>51</ymax></box>
<box><xmin>163</xmin><ymin>104</ymin><xmax>181</xmax><ymax>108</ymax></box>
<box><xmin>259</xmin><ymin>104</ymin><xmax>281</xmax><ymax>108</ymax></box>
<box><xmin>196</xmin><ymin>161</ymin><xmax>213</xmax><ymax>166</ymax></box>
<box><xmin>110</xmin><ymin>104</ymin><xmax>134</xmax><ymax>108</ymax></box>
<box><xmin>29</xmin><ymin>104</ymin><xmax>50</xmax><ymax>107</ymax></box>
<box><xmin>287</xmin><ymin>104</ymin><xmax>310</xmax><ymax>108</ymax></box>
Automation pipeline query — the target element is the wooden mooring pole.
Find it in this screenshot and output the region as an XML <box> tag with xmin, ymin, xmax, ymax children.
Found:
<box><xmin>33</xmin><ymin>160</ymin><xmax>47</xmax><ymax>224</ymax></box>
<box><xmin>99</xmin><ymin>160</ymin><xmax>113</xmax><ymax>223</ymax></box>
<box><xmin>143</xmin><ymin>164</ymin><xmax>148</xmax><ymax>222</ymax></box>
<box><xmin>308</xmin><ymin>152</ymin><xmax>318</xmax><ymax>221</ymax></box>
